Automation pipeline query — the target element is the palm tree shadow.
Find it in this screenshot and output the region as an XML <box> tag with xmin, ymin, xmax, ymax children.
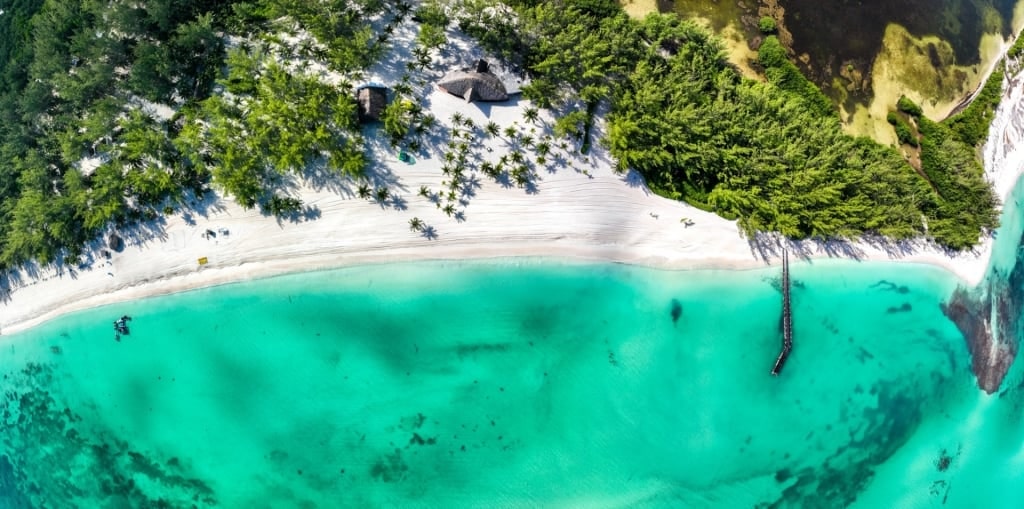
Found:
<box><xmin>302</xmin><ymin>156</ymin><xmax>358</xmax><ymax>197</ymax></box>
<box><xmin>421</xmin><ymin>226</ymin><xmax>438</xmax><ymax>240</ymax></box>
<box><xmin>389</xmin><ymin>195</ymin><xmax>409</xmax><ymax>211</ymax></box>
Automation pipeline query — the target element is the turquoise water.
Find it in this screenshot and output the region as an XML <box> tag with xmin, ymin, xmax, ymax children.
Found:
<box><xmin>4</xmin><ymin>184</ymin><xmax>1024</xmax><ymax>507</ymax></box>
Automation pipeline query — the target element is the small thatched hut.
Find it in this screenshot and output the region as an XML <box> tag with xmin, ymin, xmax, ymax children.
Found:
<box><xmin>437</xmin><ymin>60</ymin><xmax>508</xmax><ymax>103</ymax></box>
<box><xmin>356</xmin><ymin>85</ymin><xmax>388</xmax><ymax>123</ymax></box>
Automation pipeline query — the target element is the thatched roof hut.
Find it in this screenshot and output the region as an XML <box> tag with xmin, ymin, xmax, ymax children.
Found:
<box><xmin>356</xmin><ymin>85</ymin><xmax>388</xmax><ymax>123</ymax></box>
<box><xmin>437</xmin><ymin>60</ymin><xmax>508</xmax><ymax>102</ymax></box>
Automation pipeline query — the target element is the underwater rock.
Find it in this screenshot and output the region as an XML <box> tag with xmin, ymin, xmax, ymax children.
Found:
<box><xmin>670</xmin><ymin>299</ymin><xmax>682</xmax><ymax>325</ymax></box>
<box><xmin>943</xmin><ymin>281</ymin><xmax>1018</xmax><ymax>394</ymax></box>
<box><xmin>885</xmin><ymin>303</ymin><xmax>913</xmax><ymax>314</ymax></box>
<box><xmin>941</xmin><ymin>227</ymin><xmax>1024</xmax><ymax>394</ymax></box>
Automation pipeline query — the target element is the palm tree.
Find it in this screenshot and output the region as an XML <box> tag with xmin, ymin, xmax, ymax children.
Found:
<box><xmin>451</xmin><ymin>112</ymin><xmax>466</xmax><ymax>126</ymax></box>
<box><xmin>409</xmin><ymin>217</ymin><xmax>424</xmax><ymax>232</ymax></box>
<box><xmin>357</xmin><ymin>183</ymin><xmax>371</xmax><ymax>199</ymax></box>
<box><xmin>442</xmin><ymin>203</ymin><xmax>456</xmax><ymax>216</ymax></box>
<box><xmin>503</xmin><ymin>125</ymin><xmax>518</xmax><ymax>140</ymax></box>
<box><xmin>418</xmin><ymin>185</ymin><xmax>430</xmax><ymax>198</ymax></box>
<box><xmin>393</xmin><ymin>83</ymin><xmax>413</xmax><ymax>97</ymax></box>
<box><xmin>375</xmin><ymin>187</ymin><xmax>389</xmax><ymax>202</ymax></box>
<box><xmin>485</xmin><ymin>121</ymin><xmax>500</xmax><ymax>138</ymax></box>
<box><xmin>514</xmin><ymin>167</ymin><xmax>530</xmax><ymax>187</ymax></box>
<box><xmin>523</xmin><ymin>107</ymin><xmax>540</xmax><ymax>125</ymax></box>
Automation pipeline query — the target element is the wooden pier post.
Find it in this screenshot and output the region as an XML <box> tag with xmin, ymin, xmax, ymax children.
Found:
<box><xmin>771</xmin><ymin>249</ymin><xmax>794</xmax><ymax>376</ymax></box>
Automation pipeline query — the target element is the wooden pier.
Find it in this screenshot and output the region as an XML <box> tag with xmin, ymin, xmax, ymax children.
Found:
<box><xmin>771</xmin><ymin>249</ymin><xmax>793</xmax><ymax>376</ymax></box>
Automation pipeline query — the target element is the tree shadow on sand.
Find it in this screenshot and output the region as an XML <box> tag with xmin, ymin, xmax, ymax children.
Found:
<box><xmin>620</xmin><ymin>169</ymin><xmax>651</xmax><ymax>194</ymax></box>
<box><xmin>746</xmin><ymin>230</ymin><xmax>969</xmax><ymax>268</ymax></box>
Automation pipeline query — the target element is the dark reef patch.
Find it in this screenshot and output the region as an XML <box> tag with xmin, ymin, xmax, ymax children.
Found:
<box><xmin>0</xmin><ymin>363</ymin><xmax>216</xmax><ymax>507</ymax></box>
<box><xmin>670</xmin><ymin>298</ymin><xmax>683</xmax><ymax>325</ymax></box>
<box><xmin>755</xmin><ymin>383</ymin><xmax>928</xmax><ymax>508</ymax></box>
<box><xmin>871</xmin><ymin>280</ymin><xmax>910</xmax><ymax>294</ymax></box>
<box><xmin>370</xmin><ymin>449</ymin><xmax>409</xmax><ymax>483</ymax></box>
<box><xmin>886</xmin><ymin>303</ymin><xmax>913</xmax><ymax>314</ymax></box>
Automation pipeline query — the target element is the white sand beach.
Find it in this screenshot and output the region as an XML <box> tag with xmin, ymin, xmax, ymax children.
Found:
<box><xmin>2</xmin><ymin>19</ymin><xmax>1022</xmax><ymax>336</ymax></box>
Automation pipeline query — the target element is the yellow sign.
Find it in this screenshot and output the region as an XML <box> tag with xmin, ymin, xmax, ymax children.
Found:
<box><xmin>198</xmin><ymin>257</ymin><xmax>208</xmax><ymax>266</ymax></box>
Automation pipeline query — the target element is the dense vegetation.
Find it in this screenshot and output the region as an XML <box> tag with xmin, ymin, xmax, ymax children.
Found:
<box><xmin>917</xmin><ymin>115</ymin><xmax>999</xmax><ymax>243</ymax></box>
<box><xmin>0</xmin><ymin>0</ymin><xmax>237</xmax><ymax>266</ymax></box>
<box><xmin>944</xmin><ymin>67</ymin><xmax>1005</xmax><ymax>147</ymax></box>
<box><xmin>459</xmin><ymin>1</ymin><xmax>997</xmax><ymax>248</ymax></box>
<box><xmin>890</xmin><ymin>90</ymin><xmax>1000</xmax><ymax>247</ymax></box>
<box><xmin>0</xmin><ymin>0</ymin><xmax>1007</xmax><ymax>272</ymax></box>
<box><xmin>0</xmin><ymin>0</ymin><xmax>395</xmax><ymax>269</ymax></box>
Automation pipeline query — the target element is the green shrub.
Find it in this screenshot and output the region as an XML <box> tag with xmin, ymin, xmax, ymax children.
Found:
<box><xmin>1009</xmin><ymin>34</ymin><xmax>1024</xmax><ymax>59</ymax></box>
<box><xmin>944</xmin><ymin>68</ymin><xmax>1004</xmax><ymax>146</ymax></box>
<box><xmin>261</xmin><ymin>195</ymin><xmax>304</xmax><ymax>217</ymax></box>
<box><xmin>896</xmin><ymin>95</ymin><xmax>923</xmax><ymax>117</ymax></box>
<box><xmin>758</xmin><ymin>17</ymin><xmax>777</xmax><ymax>35</ymax></box>
<box><xmin>414</xmin><ymin>1</ymin><xmax>449</xmax><ymax>28</ymax></box>
<box><xmin>758</xmin><ymin>36</ymin><xmax>834</xmax><ymax>118</ymax></box>
<box><xmin>887</xmin><ymin>111</ymin><xmax>918</xmax><ymax>147</ymax></box>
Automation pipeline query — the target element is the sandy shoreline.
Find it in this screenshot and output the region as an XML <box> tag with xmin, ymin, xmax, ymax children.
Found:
<box><xmin>3</xmin><ymin>90</ymin><xmax>1017</xmax><ymax>336</ymax></box>
<box><xmin>3</xmin><ymin>23</ymin><xmax>1023</xmax><ymax>337</ymax></box>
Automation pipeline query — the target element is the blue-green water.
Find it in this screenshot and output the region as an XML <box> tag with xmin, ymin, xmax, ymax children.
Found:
<box><xmin>5</xmin><ymin>187</ymin><xmax>1024</xmax><ymax>507</ymax></box>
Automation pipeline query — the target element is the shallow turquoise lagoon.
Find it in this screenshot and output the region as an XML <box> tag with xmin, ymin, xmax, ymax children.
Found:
<box><xmin>6</xmin><ymin>178</ymin><xmax>1024</xmax><ymax>508</ymax></box>
<box><xmin>5</xmin><ymin>254</ymin><xmax>1023</xmax><ymax>508</ymax></box>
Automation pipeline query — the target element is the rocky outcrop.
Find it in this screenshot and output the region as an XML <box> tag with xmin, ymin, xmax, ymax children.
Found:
<box><xmin>942</xmin><ymin>222</ymin><xmax>1024</xmax><ymax>393</ymax></box>
<box><xmin>942</xmin><ymin>279</ymin><xmax>1018</xmax><ymax>394</ymax></box>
